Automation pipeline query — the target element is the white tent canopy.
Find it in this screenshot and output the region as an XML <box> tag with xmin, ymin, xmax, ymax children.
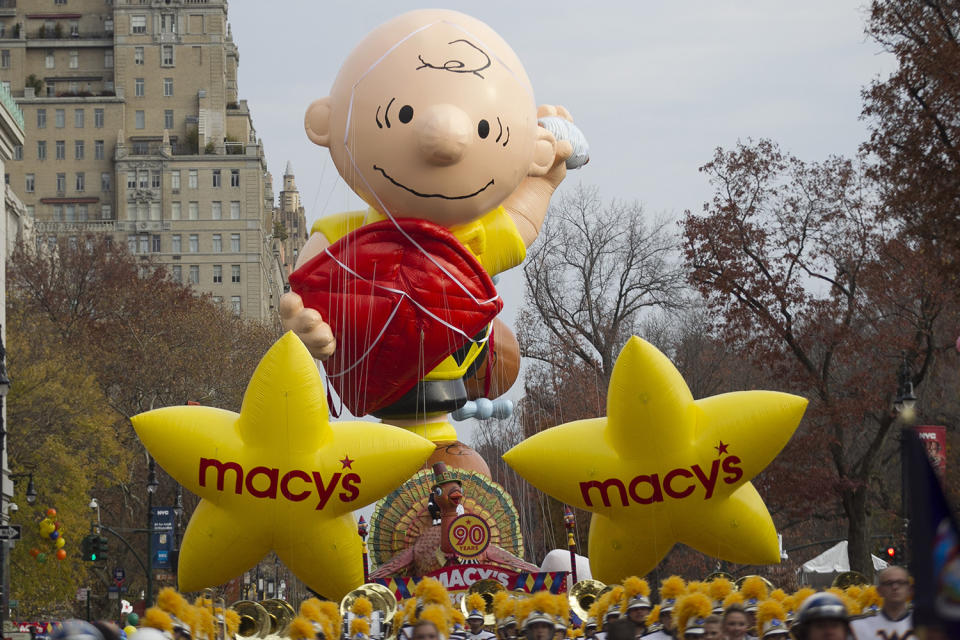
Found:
<box><xmin>799</xmin><ymin>541</ymin><xmax>888</xmax><ymax>587</ymax></box>
<box><xmin>540</xmin><ymin>548</ymin><xmax>592</xmax><ymax>583</ymax></box>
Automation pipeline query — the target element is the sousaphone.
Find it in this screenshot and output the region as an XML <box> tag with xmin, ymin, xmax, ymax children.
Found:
<box><xmin>261</xmin><ymin>599</ymin><xmax>296</xmax><ymax>636</ymax></box>
<box><xmin>832</xmin><ymin>571</ymin><xmax>869</xmax><ymax>589</ymax></box>
<box><xmin>233</xmin><ymin>601</ymin><xmax>271</xmax><ymax>639</ymax></box>
<box><xmin>460</xmin><ymin>579</ymin><xmax>506</xmax><ymax>627</ymax></box>
<box><xmin>569</xmin><ymin>580</ymin><xmax>607</xmax><ymax>622</ymax></box>
<box><xmin>340</xmin><ymin>584</ymin><xmax>398</xmax><ymax>638</ymax></box>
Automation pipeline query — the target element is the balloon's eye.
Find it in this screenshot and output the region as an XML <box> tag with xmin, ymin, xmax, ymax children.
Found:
<box><xmin>398</xmin><ymin>105</ymin><xmax>414</xmax><ymax>124</ymax></box>
<box><xmin>478</xmin><ymin>119</ymin><xmax>490</xmax><ymax>139</ymax></box>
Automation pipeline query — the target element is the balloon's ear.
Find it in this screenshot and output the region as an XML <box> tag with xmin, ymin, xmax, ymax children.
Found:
<box><xmin>528</xmin><ymin>126</ymin><xmax>557</xmax><ymax>177</ymax></box>
<box><xmin>304</xmin><ymin>98</ymin><xmax>332</xmax><ymax>148</ymax></box>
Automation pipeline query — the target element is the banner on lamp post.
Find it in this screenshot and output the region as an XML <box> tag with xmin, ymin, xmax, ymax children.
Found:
<box><xmin>913</xmin><ymin>426</ymin><xmax>947</xmax><ymax>478</ymax></box>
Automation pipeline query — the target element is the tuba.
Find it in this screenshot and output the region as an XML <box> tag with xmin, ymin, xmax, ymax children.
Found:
<box><xmin>832</xmin><ymin>571</ymin><xmax>869</xmax><ymax>589</ymax></box>
<box><xmin>460</xmin><ymin>579</ymin><xmax>506</xmax><ymax>627</ymax></box>
<box><xmin>734</xmin><ymin>575</ymin><xmax>775</xmax><ymax>592</ymax></box>
<box><xmin>704</xmin><ymin>571</ymin><xmax>736</xmax><ymax>583</ymax></box>
<box><xmin>340</xmin><ymin>584</ymin><xmax>399</xmax><ymax>639</ymax></box>
<box><xmin>569</xmin><ymin>580</ymin><xmax>607</xmax><ymax>623</ymax></box>
<box><xmin>233</xmin><ymin>601</ymin><xmax>271</xmax><ymax>639</ymax></box>
<box><xmin>261</xmin><ymin>599</ymin><xmax>296</xmax><ymax>637</ymax></box>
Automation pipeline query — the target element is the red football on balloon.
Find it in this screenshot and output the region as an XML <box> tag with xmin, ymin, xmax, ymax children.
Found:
<box><xmin>290</xmin><ymin>218</ymin><xmax>502</xmax><ymax>417</ymax></box>
<box><xmin>46</xmin><ymin>508</ymin><xmax>57</xmax><ymax>518</ymax></box>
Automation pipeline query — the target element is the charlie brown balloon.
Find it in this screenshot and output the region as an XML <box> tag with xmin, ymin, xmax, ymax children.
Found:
<box><xmin>283</xmin><ymin>10</ymin><xmax>581</xmax><ymax>419</ymax></box>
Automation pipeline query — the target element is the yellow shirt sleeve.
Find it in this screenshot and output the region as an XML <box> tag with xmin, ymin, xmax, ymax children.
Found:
<box><xmin>310</xmin><ymin>210</ymin><xmax>380</xmax><ymax>244</ymax></box>
<box><xmin>452</xmin><ymin>206</ymin><xmax>527</xmax><ymax>277</ymax></box>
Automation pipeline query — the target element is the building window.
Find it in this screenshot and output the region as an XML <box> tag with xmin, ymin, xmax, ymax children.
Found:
<box><xmin>78</xmin><ymin>205</ymin><xmax>88</xmax><ymax>221</ymax></box>
<box><xmin>135</xmin><ymin>110</ymin><xmax>145</xmax><ymax>129</ymax></box>
<box><xmin>228</xmin><ymin>201</ymin><xmax>240</xmax><ymax>219</ymax></box>
<box><xmin>94</xmin><ymin>109</ymin><xmax>104</xmax><ymax>128</ymax></box>
<box><xmin>101</xmin><ymin>172</ymin><xmax>110</xmax><ymax>192</ymax></box>
<box><xmin>55</xmin><ymin>109</ymin><xmax>65</xmax><ymax>128</ymax></box>
<box><xmin>25</xmin><ymin>174</ymin><xmax>34</xmax><ymax>192</ymax></box>
<box><xmin>152</xmin><ymin>235</ymin><xmax>161</xmax><ymax>252</ymax></box>
<box><xmin>132</xmin><ymin>141</ymin><xmax>149</xmax><ymax>155</ymax></box>
<box><xmin>171</xmin><ymin>202</ymin><xmax>181</xmax><ymax>220</ymax></box>
<box><xmin>66</xmin><ymin>205</ymin><xmax>78</xmax><ymax>222</ymax></box>
<box><xmin>76</xmin><ymin>172</ymin><xmax>84</xmax><ymax>191</ymax></box>
<box><xmin>161</xmin><ymin>14</ymin><xmax>176</xmax><ymax>33</ymax></box>
<box><xmin>135</xmin><ymin>78</ymin><xmax>144</xmax><ymax>97</ymax></box>
<box><xmin>126</xmin><ymin>171</ymin><xmax>136</xmax><ymax>189</ymax></box>
<box><xmin>212</xmin><ymin>234</ymin><xmax>222</xmax><ymax>252</ymax></box>
<box><xmin>150</xmin><ymin>202</ymin><xmax>160</xmax><ymax>220</ymax></box>
<box><xmin>95</xmin><ymin>140</ymin><xmax>104</xmax><ymax>160</ymax></box>
<box><xmin>213</xmin><ymin>265</ymin><xmax>222</xmax><ymax>283</ymax></box>
<box><xmin>69</xmin><ymin>50</ymin><xmax>78</xmax><ymax>69</ymax></box>
<box><xmin>230</xmin><ymin>169</ymin><xmax>240</xmax><ymax>187</ymax></box>
<box><xmin>188</xmin><ymin>202</ymin><xmax>198</xmax><ymax>220</ymax></box>
<box><xmin>189</xmin><ymin>265</ymin><xmax>199</xmax><ymax>284</ymax></box>
<box><xmin>54</xmin><ymin>173</ymin><xmax>64</xmax><ymax>192</ymax></box>
<box><xmin>52</xmin><ymin>205</ymin><xmax>63</xmax><ymax>221</ymax></box>
<box><xmin>134</xmin><ymin>47</ymin><xmax>144</xmax><ymax>66</ymax></box>
<box><xmin>231</xmin><ymin>264</ymin><xmax>241</xmax><ymax>283</ymax></box>
<box><xmin>138</xmin><ymin>235</ymin><xmax>149</xmax><ymax>254</ymax></box>
<box><xmin>132</xmin><ymin>16</ymin><xmax>146</xmax><ymax>35</ymax></box>
<box><xmin>150</xmin><ymin>172</ymin><xmax>160</xmax><ymax>189</ymax></box>
<box><xmin>162</xmin><ymin>45</ymin><xmax>174</xmax><ymax>66</ymax></box>
<box><xmin>55</xmin><ymin>140</ymin><xmax>64</xmax><ymax>159</ymax></box>
<box><xmin>73</xmin><ymin>109</ymin><xmax>83</xmax><ymax>128</ymax></box>
<box><xmin>127</xmin><ymin>236</ymin><xmax>136</xmax><ymax>254</ymax></box>
<box><xmin>37</xmin><ymin>141</ymin><xmax>46</xmax><ymax>160</ymax></box>
<box><xmin>188</xmin><ymin>169</ymin><xmax>197</xmax><ymax>188</ymax></box>
<box><xmin>231</xmin><ymin>296</ymin><xmax>241</xmax><ymax>315</ymax></box>
<box><xmin>172</xmin><ymin>265</ymin><xmax>182</xmax><ymax>282</ymax></box>
<box><xmin>37</xmin><ymin>109</ymin><xmax>46</xmax><ymax>129</ymax></box>
<box><xmin>163</xmin><ymin>78</ymin><xmax>173</xmax><ymax>97</ymax></box>
<box><xmin>230</xmin><ymin>233</ymin><xmax>240</xmax><ymax>252</ymax></box>
<box><xmin>102</xmin><ymin>204</ymin><xmax>112</xmax><ymax>220</ymax></box>
<box><xmin>138</xmin><ymin>171</ymin><xmax>148</xmax><ymax>189</ymax></box>
<box><xmin>75</xmin><ymin>140</ymin><xmax>84</xmax><ymax>159</ymax></box>
<box><xmin>12</xmin><ymin>144</ymin><xmax>21</xmax><ymax>160</ymax></box>
<box><xmin>164</xmin><ymin>109</ymin><xmax>173</xmax><ymax>130</ymax></box>
<box><xmin>0</xmin><ymin>50</ymin><xmax>9</xmax><ymax>69</ymax></box>
<box><xmin>212</xmin><ymin>296</ymin><xmax>222</xmax><ymax>305</ymax></box>
<box><xmin>54</xmin><ymin>0</ymin><xmax>67</xmax><ymax>6</ymax></box>
<box><xmin>212</xmin><ymin>169</ymin><xmax>221</xmax><ymax>187</ymax></box>
<box><xmin>171</xmin><ymin>234</ymin><xmax>181</xmax><ymax>253</ymax></box>
<box><xmin>211</xmin><ymin>201</ymin><xmax>221</xmax><ymax>220</ymax></box>
<box><xmin>45</xmin><ymin>50</ymin><xmax>54</xmax><ymax>69</ymax></box>
<box><xmin>171</xmin><ymin>170</ymin><xmax>180</xmax><ymax>190</ymax></box>
<box><xmin>104</xmin><ymin>50</ymin><xmax>113</xmax><ymax>68</ymax></box>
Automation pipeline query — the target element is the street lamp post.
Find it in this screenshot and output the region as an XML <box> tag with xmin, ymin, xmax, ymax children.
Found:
<box><xmin>894</xmin><ymin>352</ymin><xmax>917</xmax><ymax>566</ymax></box>
<box><xmin>146</xmin><ymin>457</ymin><xmax>158</xmax><ymax>606</ymax></box>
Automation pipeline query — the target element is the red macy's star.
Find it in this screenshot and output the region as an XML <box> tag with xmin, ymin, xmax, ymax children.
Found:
<box><xmin>715</xmin><ymin>441</ymin><xmax>729</xmax><ymax>456</ymax></box>
<box><xmin>339</xmin><ymin>455</ymin><xmax>354</xmax><ymax>469</ymax></box>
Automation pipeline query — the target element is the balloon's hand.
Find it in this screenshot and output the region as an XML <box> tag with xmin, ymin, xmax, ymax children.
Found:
<box><xmin>536</xmin><ymin>105</ymin><xmax>575</xmax><ymax>190</ymax></box>
<box><xmin>279</xmin><ymin>292</ymin><xmax>336</xmax><ymax>360</ymax></box>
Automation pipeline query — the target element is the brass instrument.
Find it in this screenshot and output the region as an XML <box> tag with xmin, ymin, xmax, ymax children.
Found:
<box><xmin>832</xmin><ymin>571</ymin><xmax>869</xmax><ymax>589</ymax></box>
<box><xmin>340</xmin><ymin>584</ymin><xmax>399</xmax><ymax>639</ymax></box>
<box><xmin>261</xmin><ymin>599</ymin><xmax>296</xmax><ymax>636</ymax></box>
<box><xmin>734</xmin><ymin>575</ymin><xmax>775</xmax><ymax>593</ymax></box>
<box><xmin>233</xmin><ymin>601</ymin><xmax>271</xmax><ymax>639</ymax></box>
<box><xmin>704</xmin><ymin>571</ymin><xmax>736</xmax><ymax>583</ymax></box>
<box><xmin>569</xmin><ymin>580</ymin><xmax>607</xmax><ymax>623</ymax></box>
<box><xmin>459</xmin><ymin>579</ymin><xmax>506</xmax><ymax>627</ymax></box>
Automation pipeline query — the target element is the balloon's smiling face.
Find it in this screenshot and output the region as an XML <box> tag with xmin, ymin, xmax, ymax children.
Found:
<box><xmin>317</xmin><ymin>17</ymin><xmax>542</xmax><ymax>227</ymax></box>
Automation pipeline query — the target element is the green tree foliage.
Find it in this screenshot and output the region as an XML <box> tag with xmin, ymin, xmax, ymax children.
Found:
<box><xmin>6</xmin><ymin>236</ymin><xmax>278</xmax><ymax>616</ymax></box>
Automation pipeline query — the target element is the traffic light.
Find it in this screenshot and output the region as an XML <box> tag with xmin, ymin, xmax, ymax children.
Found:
<box><xmin>94</xmin><ymin>536</ymin><xmax>108</xmax><ymax>562</ymax></box>
<box><xmin>885</xmin><ymin>545</ymin><xmax>901</xmax><ymax>563</ymax></box>
<box><xmin>80</xmin><ymin>534</ymin><xmax>96</xmax><ymax>562</ymax></box>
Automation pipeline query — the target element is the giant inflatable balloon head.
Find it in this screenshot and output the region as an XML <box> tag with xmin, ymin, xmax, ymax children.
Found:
<box><xmin>303</xmin><ymin>9</ymin><xmax>561</xmax><ymax>227</ymax></box>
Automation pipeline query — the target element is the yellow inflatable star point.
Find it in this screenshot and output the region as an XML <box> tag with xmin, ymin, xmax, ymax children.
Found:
<box><xmin>502</xmin><ymin>336</ymin><xmax>806</xmax><ymax>583</ymax></box>
<box><xmin>132</xmin><ymin>331</ymin><xmax>435</xmax><ymax>599</ymax></box>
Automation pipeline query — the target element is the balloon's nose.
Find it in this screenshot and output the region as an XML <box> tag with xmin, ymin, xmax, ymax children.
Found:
<box><xmin>416</xmin><ymin>104</ymin><xmax>471</xmax><ymax>166</ymax></box>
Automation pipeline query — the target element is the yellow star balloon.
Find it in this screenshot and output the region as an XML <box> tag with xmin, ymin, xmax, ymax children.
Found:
<box><xmin>503</xmin><ymin>336</ymin><xmax>807</xmax><ymax>583</ymax></box>
<box><xmin>131</xmin><ymin>332</ymin><xmax>435</xmax><ymax>599</ymax></box>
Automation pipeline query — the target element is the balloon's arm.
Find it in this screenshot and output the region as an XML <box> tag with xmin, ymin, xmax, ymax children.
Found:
<box><xmin>504</xmin><ymin>104</ymin><xmax>576</xmax><ymax>248</ymax></box>
<box><xmin>293</xmin><ymin>230</ymin><xmax>331</xmax><ymax>271</ymax></box>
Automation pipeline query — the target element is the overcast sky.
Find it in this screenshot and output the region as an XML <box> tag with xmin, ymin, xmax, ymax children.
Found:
<box><xmin>226</xmin><ymin>1</ymin><xmax>895</xmax><ymax>449</ymax></box>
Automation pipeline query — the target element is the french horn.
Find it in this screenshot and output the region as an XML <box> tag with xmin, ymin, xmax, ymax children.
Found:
<box><xmin>569</xmin><ymin>580</ymin><xmax>607</xmax><ymax>623</ymax></box>
<box><xmin>459</xmin><ymin>579</ymin><xmax>506</xmax><ymax>627</ymax></box>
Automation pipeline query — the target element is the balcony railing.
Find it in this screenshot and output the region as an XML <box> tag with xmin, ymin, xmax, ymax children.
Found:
<box><xmin>36</xmin><ymin>220</ymin><xmax>116</xmax><ymax>233</ymax></box>
<box><xmin>0</xmin><ymin>80</ymin><xmax>24</xmax><ymax>130</ymax></box>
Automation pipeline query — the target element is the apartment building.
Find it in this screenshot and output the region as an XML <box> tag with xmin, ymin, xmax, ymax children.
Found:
<box><xmin>0</xmin><ymin>0</ymin><xmax>283</xmax><ymax>322</ymax></box>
